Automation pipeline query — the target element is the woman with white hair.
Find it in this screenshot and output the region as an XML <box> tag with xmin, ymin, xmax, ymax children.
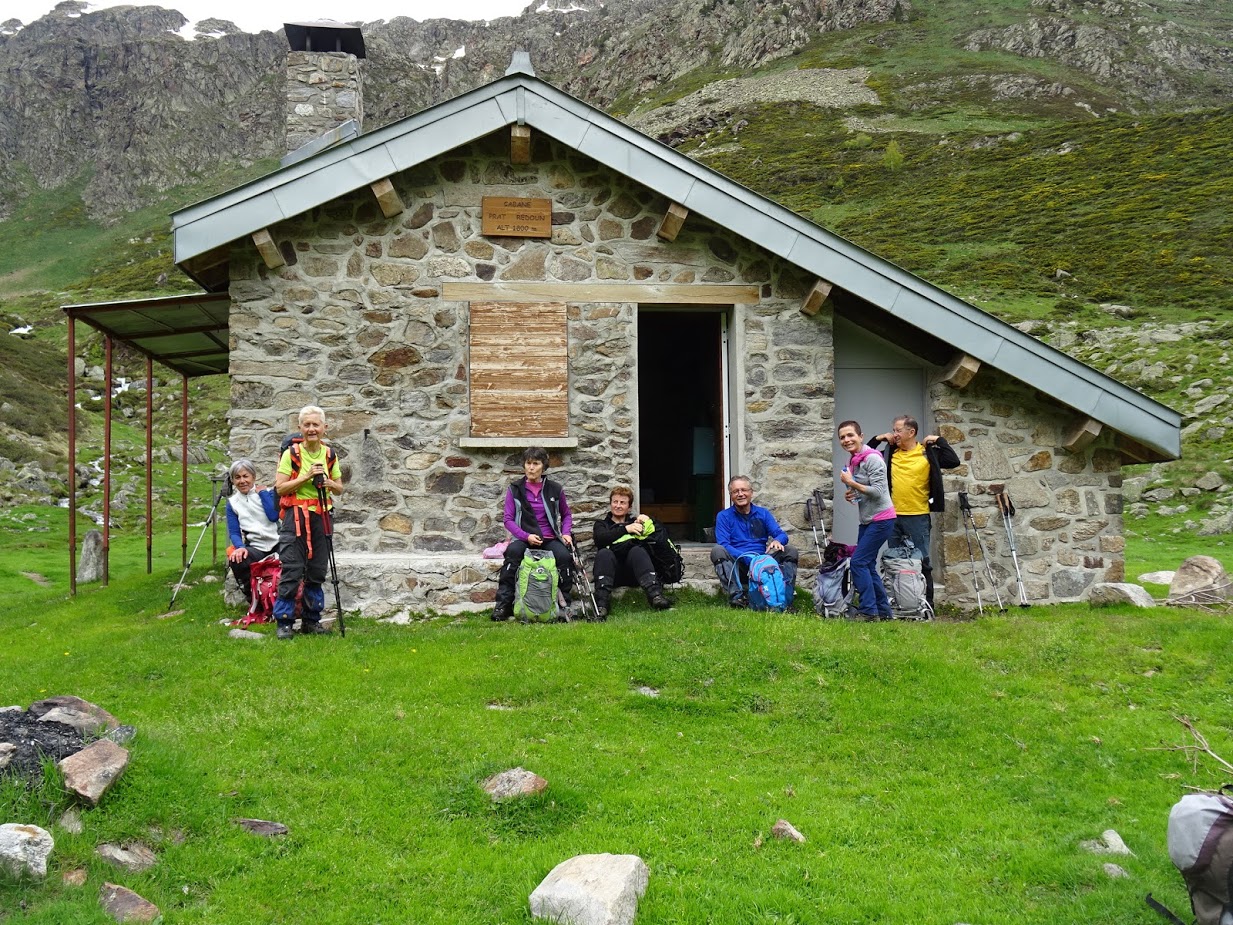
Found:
<box><xmin>224</xmin><ymin>458</ymin><xmax>280</xmax><ymax>605</ymax></box>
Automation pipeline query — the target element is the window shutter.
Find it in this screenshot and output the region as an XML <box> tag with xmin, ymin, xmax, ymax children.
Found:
<box><xmin>468</xmin><ymin>301</ymin><xmax>569</xmax><ymax>438</ymax></box>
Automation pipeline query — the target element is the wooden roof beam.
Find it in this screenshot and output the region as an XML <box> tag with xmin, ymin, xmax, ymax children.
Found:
<box><xmin>511</xmin><ymin>125</ymin><xmax>532</xmax><ymax>164</ymax></box>
<box><xmin>370</xmin><ymin>177</ymin><xmax>404</xmax><ymax>218</ymax></box>
<box><xmin>656</xmin><ymin>203</ymin><xmax>688</xmax><ymax>242</ymax></box>
<box><xmin>1063</xmin><ymin>417</ymin><xmax>1102</xmax><ymax>453</ymax></box>
<box><xmin>800</xmin><ymin>279</ymin><xmax>833</xmax><ymax>316</ymax></box>
<box><xmin>252</xmin><ymin>229</ymin><xmax>285</xmax><ymax>270</ymax></box>
<box><xmin>939</xmin><ymin>353</ymin><xmax>981</xmax><ymax>389</ymax></box>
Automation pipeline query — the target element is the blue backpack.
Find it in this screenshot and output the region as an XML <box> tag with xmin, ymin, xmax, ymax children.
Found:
<box><xmin>742</xmin><ymin>554</ymin><xmax>790</xmax><ymax>612</ymax></box>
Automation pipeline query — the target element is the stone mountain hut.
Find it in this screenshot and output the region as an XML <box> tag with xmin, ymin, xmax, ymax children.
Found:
<box><xmin>146</xmin><ymin>42</ymin><xmax>1181</xmax><ymax>613</ymax></box>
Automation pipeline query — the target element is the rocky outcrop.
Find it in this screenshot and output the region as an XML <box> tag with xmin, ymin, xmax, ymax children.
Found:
<box><xmin>1</xmin><ymin>0</ymin><xmax>899</xmax><ymax>222</ymax></box>
<box><xmin>962</xmin><ymin>1</ymin><xmax>1233</xmax><ymax>105</ymax></box>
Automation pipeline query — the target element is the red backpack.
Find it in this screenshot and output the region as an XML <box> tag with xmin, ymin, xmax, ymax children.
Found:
<box><xmin>231</xmin><ymin>555</ymin><xmax>301</xmax><ymax>627</ymax></box>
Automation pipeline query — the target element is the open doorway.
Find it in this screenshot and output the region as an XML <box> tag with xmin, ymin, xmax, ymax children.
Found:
<box><xmin>638</xmin><ymin>309</ymin><xmax>728</xmax><ymax>542</ymax></box>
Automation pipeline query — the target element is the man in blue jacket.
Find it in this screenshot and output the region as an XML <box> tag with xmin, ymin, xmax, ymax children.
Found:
<box><xmin>710</xmin><ymin>475</ymin><xmax>799</xmax><ymax>607</ymax></box>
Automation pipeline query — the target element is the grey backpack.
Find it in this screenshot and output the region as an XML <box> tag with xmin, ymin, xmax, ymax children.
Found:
<box><xmin>1149</xmin><ymin>791</ymin><xmax>1233</xmax><ymax>925</ymax></box>
<box><xmin>880</xmin><ymin>550</ymin><xmax>932</xmax><ymax>620</ymax></box>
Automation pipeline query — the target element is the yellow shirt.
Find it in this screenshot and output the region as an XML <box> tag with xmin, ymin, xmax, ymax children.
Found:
<box><xmin>277</xmin><ymin>443</ymin><xmax>341</xmax><ymax>503</ymax></box>
<box><xmin>890</xmin><ymin>444</ymin><xmax>930</xmax><ymax>515</ymax></box>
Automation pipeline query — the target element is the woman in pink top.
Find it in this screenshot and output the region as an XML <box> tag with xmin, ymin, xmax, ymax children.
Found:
<box><xmin>838</xmin><ymin>420</ymin><xmax>897</xmax><ymax>619</ymax></box>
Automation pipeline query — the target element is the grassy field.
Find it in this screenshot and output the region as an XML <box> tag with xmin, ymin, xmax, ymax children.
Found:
<box><xmin>2</xmin><ymin>518</ymin><xmax>1231</xmax><ymax>923</ymax></box>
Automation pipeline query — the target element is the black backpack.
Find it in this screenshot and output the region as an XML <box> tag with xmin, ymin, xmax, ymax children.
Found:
<box><xmin>647</xmin><ymin>529</ymin><xmax>685</xmax><ymax>585</ymax></box>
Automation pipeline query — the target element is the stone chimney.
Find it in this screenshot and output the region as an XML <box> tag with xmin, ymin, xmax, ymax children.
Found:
<box><xmin>282</xmin><ymin>20</ymin><xmax>365</xmax><ymax>157</ymax></box>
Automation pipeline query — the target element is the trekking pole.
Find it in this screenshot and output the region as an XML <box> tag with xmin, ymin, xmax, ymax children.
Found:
<box><xmin>995</xmin><ymin>489</ymin><xmax>1030</xmax><ymax>608</ymax></box>
<box><xmin>315</xmin><ymin>478</ymin><xmax>346</xmax><ymax>636</ymax></box>
<box><xmin>964</xmin><ymin>491</ymin><xmax>1005</xmax><ymax>612</ymax></box>
<box><xmin>169</xmin><ymin>471</ymin><xmax>231</xmax><ymax>608</ymax></box>
<box><xmin>805</xmin><ymin>489</ymin><xmax>827</xmax><ymax>563</ymax></box>
<box><xmin>569</xmin><ymin>542</ymin><xmax>598</xmax><ymax>622</ymax></box>
<box><xmin>956</xmin><ymin>491</ymin><xmax>985</xmax><ymax>615</ymax></box>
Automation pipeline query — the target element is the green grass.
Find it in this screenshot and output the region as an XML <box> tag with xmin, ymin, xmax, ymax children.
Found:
<box><xmin>1</xmin><ymin>530</ymin><xmax>1230</xmax><ymax>922</ymax></box>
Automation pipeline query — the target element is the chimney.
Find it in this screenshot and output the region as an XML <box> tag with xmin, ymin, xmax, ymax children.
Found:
<box><xmin>282</xmin><ymin>20</ymin><xmax>366</xmax><ymax>160</ymax></box>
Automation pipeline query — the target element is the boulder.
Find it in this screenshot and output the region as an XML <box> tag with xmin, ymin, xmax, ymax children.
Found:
<box><xmin>77</xmin><ymin>529</ymin><xmax>105</xmax><ymax>583</ymax></box>
<box><xmin>1195</xmin><ymin>471</ymin><xmax>1225</xmax><ymax>492</ymax></box>
<box><xmin>233</xmin><ymin>818</ymin><xmax>289</xmax><ymax>837</ymax></box>
<box><xmin>99</xmin><ymin>882</ymin><xmax>160</xmax><ymax>923</ymax></box>
<box><xmin>771</xmin><ymin>818</ymin><xmax>806</xmax><ymax>842</ymax></box>
<box><xmin>1086</xmin><ymin>583</ymin><xmax>1156</xmax><ymax>607</ymax></box>
<box><xmin>0</xmin><ymin>824</ymin><xmax>54</xmax><ymax>879</ymax></box>
<box><xmin>58</xmin><ymin>739</ymin><xmax>130</xmax><ymax>806</ymax></box>
<box><xmin>1169</xmin><ymin>555</ymin><xmax>1231</xmax><ymax>605</ymax></box>
<box><xmin>1081</xmin><ymin>829</ymin><xmax>1134</xmax><ymax>855</ymax></box>
<box><xmin>32</xmin><ymin>695</ymin><xmax>120</xmax><ymax>735</ymax></box>
<box><xmin>1138</xmin><ymin>570</ymin><xmax>1175</xmax><ymax>586</ymax></box>
<box><xmin>530</xmin><ymin>853</ymin><xmax>649</xmax><ymax>925</ymax></box>
<box><xmin>482</xmin><ymin>767</ymin><xmax>548</xmax><ymax>801</ymax></box>
<box><xmin>96</xmin><ymin>843</ymin><xmax>156</xmax><ymax>872</ymax></box>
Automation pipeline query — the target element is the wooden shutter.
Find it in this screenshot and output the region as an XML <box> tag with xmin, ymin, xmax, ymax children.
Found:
<box><xmin>468</xmin><ymin>301</ymin><xmax>569</xmax><ymax>438</ymax></box>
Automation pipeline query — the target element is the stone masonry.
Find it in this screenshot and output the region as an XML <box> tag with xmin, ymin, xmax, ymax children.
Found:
<box><xmin>285</xmin><ymin>51</ymin><xmax>363</xmax><ymax>155</ymax></box>
<box><xmin>226</xmin><ymin>129</ymin><xmax>1125</xmax><ymax>615</ymax></box>
<box><xmin>932</xmin><ymin>370</ymin><xmax>1125</xmax><ymax>605</ymax></box>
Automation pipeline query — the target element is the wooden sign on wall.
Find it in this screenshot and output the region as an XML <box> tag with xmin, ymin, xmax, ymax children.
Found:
<box><xmin>481</xmin><ymin>197</ymin><xmax>551</xmax><ymax>238</ymax></box>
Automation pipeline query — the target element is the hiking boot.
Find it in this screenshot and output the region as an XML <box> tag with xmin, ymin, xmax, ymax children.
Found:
<box><xmin>592</xmin><ymin>590</ymin><xmax>611</xmax><ymax>622</ymax></box>
<box><xmin>276</xmin><ymin>624</ymin><xmax>295</xmax><ymax>640</ymax></box>
<box><xmin>491</xmin><ymin>601</ymin><xmax>513</xmax><ymax>622</ymax></box>
<box><xmin>298</xmin><ymin>620</ymin><xmax>329</xmax><ymax>635</ymax></box>
<box><xmin>729</xmin><ymin>594</ymin><xmax>749</xmax><ymax>610</ymax></box>
<box><xmin>647</xmin><ymin>589</ymin><xmax>672</xmax><ymax>611</ymax></box>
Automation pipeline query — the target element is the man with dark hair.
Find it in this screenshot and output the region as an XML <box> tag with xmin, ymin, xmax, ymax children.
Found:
<box><xmin>867</xmin><ymin>414</ymin><xmax>960</xmax><ymax>604</ymax></box>
<box><xmin>492</xmin><ymin>446</ymin><xmax>574</xmax><ymax>621</ymax></box>
<box><xmin>592</xmin><ymin>486</ymin><xmax>672</xmax><ymax>620</ymax></box>
<box><xmin>710</xmin><ymin>475</ymin><xmax>798</xmax><ymax>608</ymax></box>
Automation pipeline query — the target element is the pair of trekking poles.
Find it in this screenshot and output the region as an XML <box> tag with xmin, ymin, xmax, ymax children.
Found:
<box><xmin>170</xmin><ymin>470</ymin><xmax>346</xmax><ymax>636</ymax></box>
<box><xmin>957</xmin><ymin>488</ymin><xmax>1029</xmax><ymax>613</ymax></box>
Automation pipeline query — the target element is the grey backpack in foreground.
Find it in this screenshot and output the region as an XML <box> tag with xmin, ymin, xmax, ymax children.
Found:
<box><xmin>1149</xmin><ymin>791</ymin><xmax>1233</xmax><ymax>925</ymax></box>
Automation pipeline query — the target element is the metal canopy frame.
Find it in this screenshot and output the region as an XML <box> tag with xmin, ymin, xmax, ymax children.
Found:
<box><xmin>63</xmin><ymin>292</ymin><xmax>230</xmax><ymax>594</ymax></box>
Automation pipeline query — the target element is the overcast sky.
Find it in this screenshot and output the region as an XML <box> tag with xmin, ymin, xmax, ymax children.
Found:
<box><xmin>8</xmin><ymin>0</ymin><xmax>539</xmax><ymax>32</ymax></box>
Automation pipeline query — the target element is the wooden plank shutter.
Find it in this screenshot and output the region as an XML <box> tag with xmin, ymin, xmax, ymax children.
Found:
<box><xmin>468</xmin><ymin>301</ymin><xmax>569</xmax><ymax>438</ymax></box>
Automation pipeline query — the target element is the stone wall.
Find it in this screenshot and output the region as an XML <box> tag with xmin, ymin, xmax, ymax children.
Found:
<box><xmin>226</xmin><ymin>131</ymin><xmax>833</xmax><ymax>612</ymax></box>
<box><xmin>225</xmin><ymin>127</ymin><xmax>1123</xmax><ymax>614</ymax></box>
<box><xmin>932</xmin><ymin>368</ymin><xmax>1124</xmax><ymax>607</ymax></box>
<box><xmin>285</xmin><ymin>51</ymin><xmax>363</xmax><ymax>154</ymax></box>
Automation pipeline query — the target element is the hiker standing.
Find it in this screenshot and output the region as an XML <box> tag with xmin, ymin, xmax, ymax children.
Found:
<box><xmin>592</xmin><ymin>486</ymin><xmax>672</xmax><ymax>620</ymax></box>
<box><xmin>709</xmin><ymin>475</ymin><xmax>799</xmax><ymax>608</ymax></box>
<box><xmin>224</xmin><ymin>458</ymin><xmax>279</xmax><ymax>606</ymax></box>
<box><xmin>273</xmin><ymin>405</ymin><xmax>343</xmax><ymax>639</ymax></box>
<box><xmin>867</xmin><ymin>414</ymin><xmax>960</xmax><ymax>605</ymax></box>
<box><xmin>491</xmin><ymin>447</ymin><xmax>574</xmax><ymax>621</ymax></box>
<box><xmin>839</xmin><ymin>420</ymin><xmax>896</xmax><ymax>620</ymax></box>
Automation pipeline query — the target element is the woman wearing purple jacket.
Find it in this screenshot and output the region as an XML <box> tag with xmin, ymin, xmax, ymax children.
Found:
<box><xmin>491</xmin><ymin>447</ymin><xmax>574</xmax><ymax>621</ymax></box>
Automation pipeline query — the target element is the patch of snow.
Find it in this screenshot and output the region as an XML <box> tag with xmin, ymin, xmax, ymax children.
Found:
<box><xmin>452</xmin><ymin>45</ymin><xmax>466</xmax><ymax>59</ymax></box>
<box><xmin>9</xmin><ymin>325</ymin><xmax>33</xmax><ymax>336</ymax></box>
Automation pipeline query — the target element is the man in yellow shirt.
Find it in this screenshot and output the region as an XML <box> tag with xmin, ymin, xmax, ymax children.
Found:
<box><xmin>867</xmin><ymin>415</ymin><xmax>960</xmax><ymax>605</ymax></box>
<box><xmin>273</xmin><ymin>405</ymin><xmax>344</xmax><ymax>638</ymax></box>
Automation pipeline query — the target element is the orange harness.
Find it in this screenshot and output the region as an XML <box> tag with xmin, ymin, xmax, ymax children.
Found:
<box><xmin>280</xmin><ymin>496</ymin><xmax>330</xmax><ymax>558</ymax></box>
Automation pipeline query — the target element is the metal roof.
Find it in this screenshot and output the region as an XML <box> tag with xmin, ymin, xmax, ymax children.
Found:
<box><xmin>62</xmin><ymin>292</ymin><xmax>230</xmax><ymax>378</ymax></box>
<box><xmin>170</xmin><ymin>69</ymin><xmax>1181</xmax><ymax>460</ymax></box>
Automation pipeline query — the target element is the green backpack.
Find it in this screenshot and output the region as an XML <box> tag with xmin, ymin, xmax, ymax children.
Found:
<box><xmin>514</xmin><ymin>550</ymin><xmax>560</xmax><ymax>623</ymax></box>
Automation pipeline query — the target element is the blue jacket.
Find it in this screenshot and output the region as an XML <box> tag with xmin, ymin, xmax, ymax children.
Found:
<box><xmin>715</xmin><ymin>504</ymin><xmax>788</xmax><ymax>558</ymax></box>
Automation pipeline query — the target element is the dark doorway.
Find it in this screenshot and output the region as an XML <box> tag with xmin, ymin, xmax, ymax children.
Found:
<box><xmin>638</xmin><ymin>309</ymin><xmax>727</xmax><ymax>542</ymax></box>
